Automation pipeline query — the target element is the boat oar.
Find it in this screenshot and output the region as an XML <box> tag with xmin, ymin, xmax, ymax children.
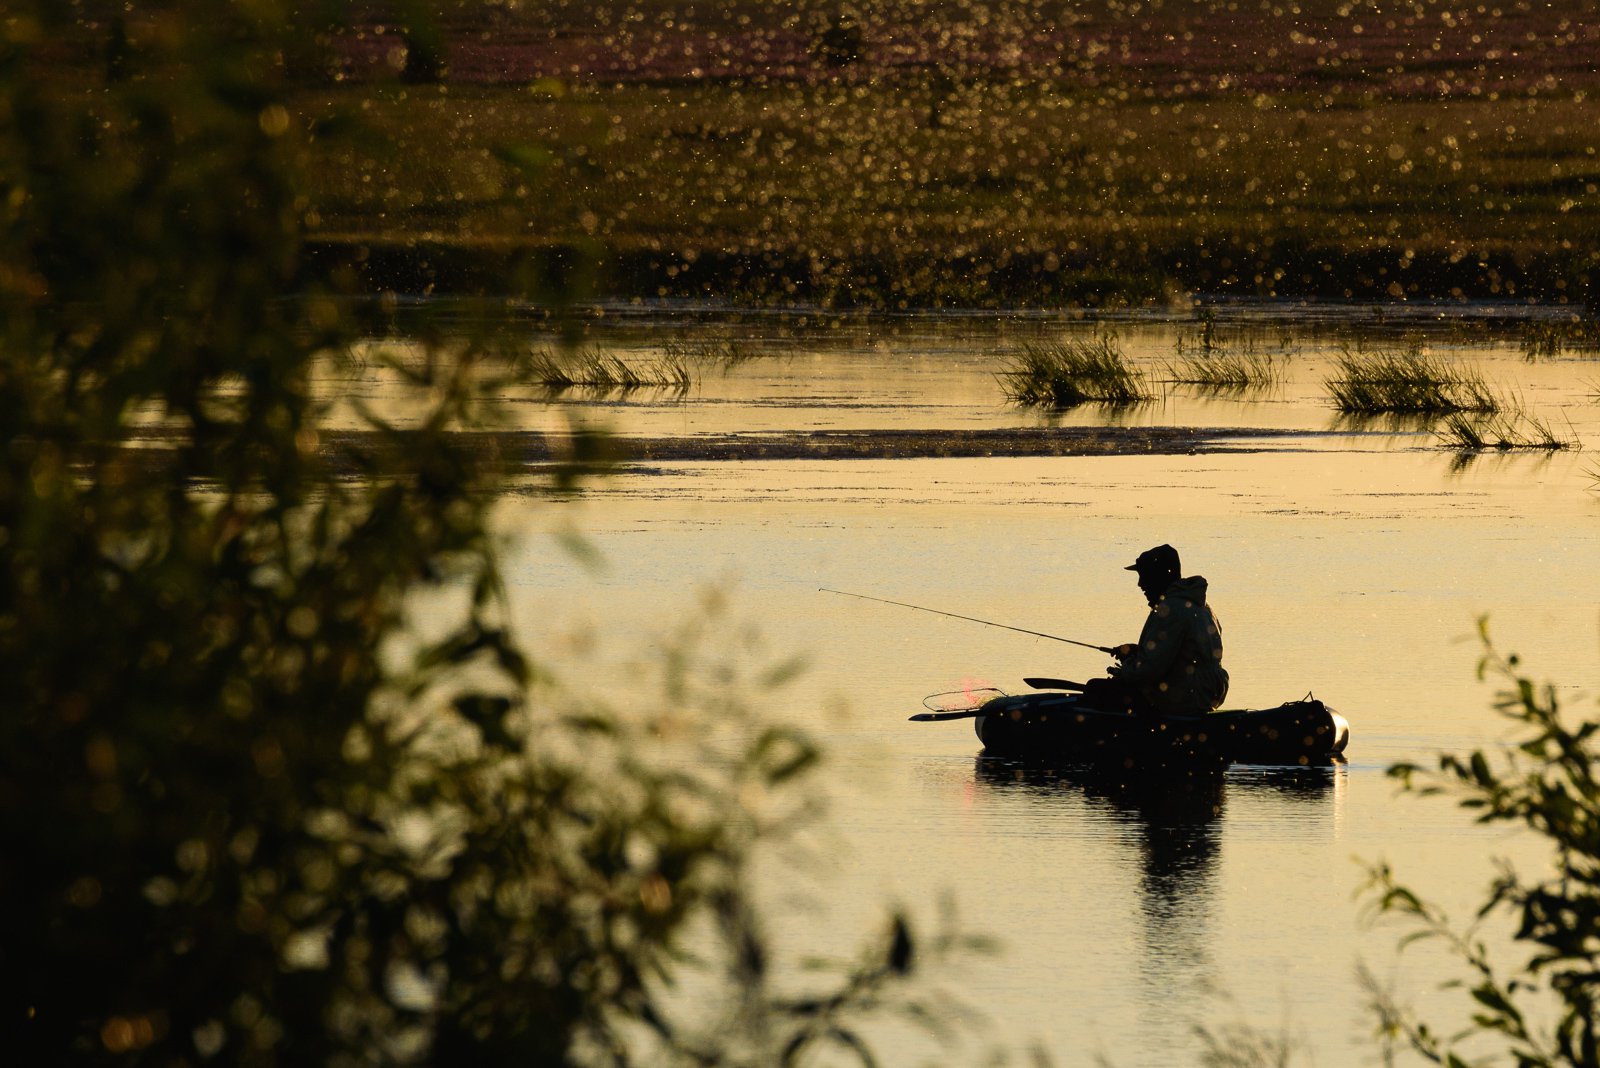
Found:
<box><xmin>910</xmin><ymin>707</ymin><xmax>995</xmax><ymax>722</ymax></box>
<box><xmin>819</xmin><ymin>589</ymin><xmax>1115</xmax><ymax>654</ymax></box>
<box><xmin>1024</xmin><ymin>677</ymin><xmax>1086</xmax><ymax>691</ymax></box>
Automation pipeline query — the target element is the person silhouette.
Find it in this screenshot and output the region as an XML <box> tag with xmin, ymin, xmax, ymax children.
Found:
<box><xmin>1083</xmin><ymin>545</ymin><xmax>1229</xmax><ymax>716</ymax></box>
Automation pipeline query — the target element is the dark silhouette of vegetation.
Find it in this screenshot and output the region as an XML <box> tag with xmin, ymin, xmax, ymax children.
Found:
<box><xmin>1326</xmin><ymin>348</ymin><xmax>1500</xmax><ymax>416</ymax></box>
<box><xmin>1166</xmin><ymin>351</ymin><xmax>1280</xmax><ymax>392</ymax></box>
<box><xmin>1196</xmin><ymin>309</ymin><xmax>1219</xmax><ymax>354</ymax></box>
<box><xmin>0</xmin><ymin>3</ymin><xmax>974</xmax><ymax>1063</ymax></box>
<box><xmin>814</xmin><ymin>11</ymin><xmax>865</xmax><ymax>68</ymax></box>
<box><xmin>399</xmin><ymin>25</ymin><xmax>447</xmax><ymax>83</ymax></box>
<box><xmin>523</xmin><ymin>346</ymin><xmax>695</xmax><ymax>394</ymax></box>
<box><xmin>1436</xmin><ymin>411</ymin><xmax>1574</xmax><ymax>453</ymax></box>
<box><xmin>1522</xmin><ymin>320</ymin><xmax>1600</xmax><ymax>361</ymax></box>
<box><xmin>998</xmin><ymin>338</ymin><xmax>1150</xmax><ymax>408</ymax></box>
<box><xmin>1362</xmin><ymin>621</ymin><xmax>1600</xmax><ymax>1067</ymax></box>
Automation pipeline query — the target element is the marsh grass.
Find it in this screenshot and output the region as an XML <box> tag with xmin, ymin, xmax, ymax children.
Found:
<box><xmin>1521</xmin><ymin>320</ymin><xmax>1600</xmax><ymax>360</ymax></box>
<box><xmin>1166</xmin><ymin>351</ymin><xmax>1281</xmax><ymax>391</ymax></box>
<box><xmin>660</xmin><ymin>338</ymin><xmax>775</xmax><ymax>370</ymax></box>
<box><xmin>1436</xmin><ymin>410</ymin><xmax>1575</xmax><ymax>452</ymax></box>
<box><xmin>998</xmin><ymin>338</ymin><xmax>1149</xmax><ymax>408</ymax></box>
<box><xmin>1326</xmin><ymin>348</ymin><xmax>1500</xmax><ymax>415</ymax></box>
<box><xmin>525</xmin><ymin>346</ymin><xmax>694</xmax><ymax>392</ymax></box>
<box><xmin>296</xmin><ymin>74</ymin><xmax>1600</xmax><ymax>306</ymax></box>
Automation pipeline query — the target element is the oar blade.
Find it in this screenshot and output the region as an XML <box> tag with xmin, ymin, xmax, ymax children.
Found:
<box><xmin>909</xmin><ymin>709</ymin><xmax>984</xmax><ymax>722</ymax></box>
<box><xmin>1023</xmin><ymin>677</ymin><xmax>1086</xmax><ymax>691</ymax></box>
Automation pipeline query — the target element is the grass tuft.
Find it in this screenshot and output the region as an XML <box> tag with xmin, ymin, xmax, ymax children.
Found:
<box><xmin>1521</xmin><ymin>320</ymin><xmax>1600</xmax><ymax>360</ymax></box>
<box><xmin>524</xmin><ymin>347</ymin><xmax>694</xmax><ymax>392</ymax></box>
<box><xmin>1436</xmin><ymin>410</ymin><xmax>1574</xmax><ymax>452</ymax></box>
<box><xmin>998</xmin><ymin>337</ymin><xmax>1149</xmax><ymax>408</ymax></box>
<box><xmin>660</xmin><ymin>338</ymin><xmax>775</xmax><ymax>369</ymax></box>
<box><xmin>1326</xmin><ymin>348</ymin><xmax>1499</xmax><ymax>415</ymax></box>
<box><xmin>1166</xmin><ymin>351</ymin><xmax>1280</xmax><ymax>391</ymax></box>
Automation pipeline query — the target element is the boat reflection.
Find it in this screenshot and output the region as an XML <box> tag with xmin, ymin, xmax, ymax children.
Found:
<box><xmin>971</xmin><ymin>757</ymin><xmax>1342</xmax><ymax>1046</ymax></box>
<box><xmin>1229</xmin><ymin>760</ymin><xmax>1348</xmax><ymax>799</ymax></box>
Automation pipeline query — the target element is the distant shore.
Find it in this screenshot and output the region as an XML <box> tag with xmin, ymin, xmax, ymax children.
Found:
<box><xmin>326</xmin><ymin>426</ymin><xmax>1330</xmax><ymax>471</ymax></box>
<box><xmin>302</xmin><ymin>237</ymin><xmax>1598</xmax><ymax>309</ymax></box>
<box><xmin>283</xmin><ymin>2</ymin><xmax>1600</xmax><ymax>309</ymax></box>
<box><xmin>124</xmin><ymin>425</ymin><xmax>1332</xmax><ymax>478</ymax></box>
<box><xmin>56</xmin><ymin>3</ymin><xmax>1600</xmax><ymax>309</ymax></box>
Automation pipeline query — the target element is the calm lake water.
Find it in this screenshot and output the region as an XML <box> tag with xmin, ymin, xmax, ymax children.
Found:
<box><xmin>413</xmin><ymin>304</ymin><xmax>1599</xmax><ymax>1065</ymax></box>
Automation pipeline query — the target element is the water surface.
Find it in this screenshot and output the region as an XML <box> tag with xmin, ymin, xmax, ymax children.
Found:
<box><xmin>469</xmin><ymin>307</ymin><xmax>1596</xmax><ymax>1064</ymax></box>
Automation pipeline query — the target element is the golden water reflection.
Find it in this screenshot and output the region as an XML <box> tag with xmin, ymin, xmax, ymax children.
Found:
<box><xmin>969</xmin><ymin>760</ymin><xmax>1344</xmax><ymax>1057</ymax></box>
<box><xmin>487</xmin><ymin>309</ymin><xmax>1593</xmax><ymax>1065</ymax></box>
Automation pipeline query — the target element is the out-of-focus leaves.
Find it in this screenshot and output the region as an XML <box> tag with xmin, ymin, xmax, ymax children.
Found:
<box><xmin>748</xmin><ymin>727</ymin><xmax>820</xmax><ymax>787</ymax></box>
<box><xmin>494</xmin><ymin>142</ymin><xmax>557</xmax><ymax>175</ymax></box>
<box><xmin>887</xmin><ymin>914</ymin><xmax>914</xmax><ymax>976</ymax></box>
<box><xmin>759</xmin><ymin>654</ymin><xmax>810</xmax><ymax>691</ymax></box>
<box><xmin>1361</xmin><ymin>618</ymin><xmax>1600</xmax><ymax>1068</ymax></box>
<box><xmin>0</xmin><ymin>6</ymin><xmax>1000</xmax><ymax>1066</ymax></box>
<box><xmin>552</xmin><ymin>524</ymin><xmax>606</xmax><ymax>573</ymax></box>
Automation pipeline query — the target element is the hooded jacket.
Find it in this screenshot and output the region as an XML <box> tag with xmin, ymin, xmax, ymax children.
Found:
<box><xmin>1114</xmin><ymin>575</ymin><xmax>1228</xmax><ymax>714</ymax></box>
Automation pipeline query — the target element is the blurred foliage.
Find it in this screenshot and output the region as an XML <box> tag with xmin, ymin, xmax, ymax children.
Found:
<box><xmin>1361</xmin><ymin>621</ymin><xmax>1600</xmax><ymax>1067</ymax></box>
<box><xmin>0</xmin><ymin>2</ymin><xmax>975</xmax><ymax>1064</ymax></box>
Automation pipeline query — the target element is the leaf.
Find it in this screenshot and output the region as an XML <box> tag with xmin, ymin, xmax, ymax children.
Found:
<box><xmin>493</xmin><ymin>142</ymin><xmax>556</xmax><ymax>174</ymax></box>
<box><xmin>826</xmin><ymin>1026</ymin><xmax>880</xmax><ymax>1068</ymax></box>
<box><xmin>887</xmin><ymin>914</ymin><xmax>915</xmax><ymax>976</ymax></box>
<box><xmin>758</xmin><ymin>655</ymin><xmax>809</xmax><ymax>690</ymax></box>
<box><xmin>553</xmin><ymin>526</ymin><xmax>605</xmax><ymax>572</ymax></box>
<box><xmin>1469</xmin><ymin>984</ymin><xmax>1524</xmax><ymax>1027</ymax></box>
<box><xmin>779</xmin><ymin>1030</ymin><xmax>809</xmax><ymax>1066</ymax></box>
<box><xmin>452</xmin><ymin>694</ymin><xmax>516</xmax><ymax>748</ymax></box>
<box><xmin>748</xmin><ymin>727</ymin><xmax>820</xmax><ymax>786</ymax></box>
<box><xmin>559</xmin><ymin>714</ymin><xmax>617</xmax><ymax>735</ymax></box>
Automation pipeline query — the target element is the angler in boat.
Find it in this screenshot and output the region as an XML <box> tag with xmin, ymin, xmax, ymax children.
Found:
<box><xmin>876</xmin><ymin>547</ymin><xmax>1349</xmax><ymax>766</ymax></box>
<box><xmin>821</xmin><ymin>577</ymin><xmax>1350</xmax><ymax>766</ymax></box>
<box><xmin>1081</xmin><ymin>543</ymin><xmax>1229</xmax><ymax>718</ymax></box>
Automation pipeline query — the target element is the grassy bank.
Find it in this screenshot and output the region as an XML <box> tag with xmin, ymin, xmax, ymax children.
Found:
<box><xmin>53</xmin><ymin>3</ymin><xmax>1600</xmax><ymax>306</ymax></box>
<box><xmin>297</xmin><ymin>78</ymin><xmax>1599</xmax><ymax>305</ymax></box>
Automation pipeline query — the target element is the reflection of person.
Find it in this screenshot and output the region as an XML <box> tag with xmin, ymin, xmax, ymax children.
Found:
<box><xmin>1085</xmin><ymin>544</ymin><xmax>1228</xmax><ymax>716</ymax></box>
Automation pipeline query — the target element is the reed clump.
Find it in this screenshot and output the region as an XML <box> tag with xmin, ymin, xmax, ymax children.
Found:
<box><xmin>999</xmin><ymin>338</ymin><xmax>1149</xmax><ymax>408</ymax></box>
<box><xmin>660</xmin><ymin>338</ymin><xmax>775</xmax><ymax>369</ymax></box>
<box><xmin>1521</xmin><ymin>320</ymin><xmax>1600</xmax><ymax>360</ymax></box>
<box><xmin>1166</xmin><ymin>351</ymin><xmax>1280</xmax><ymax>391</ymax></box>
<box><xmin>1326</xmin><ymin>349</ymin><xmax>1500</xmax><ymax>415</ymax></box>
<box><xmin>525</xmin><ymin>347</ymin><xmax>694</xmax><ymax>392</ymax></box>
<box><xmin>1436</xmin><ymin>411</ymin><xmax>1574</xmax><ymax>452</ymax></box>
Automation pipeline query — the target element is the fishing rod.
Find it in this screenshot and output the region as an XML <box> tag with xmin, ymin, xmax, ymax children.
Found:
<box><xmin>819</xmin><ymin>588</ymin><xmax>1115</xmax><ymax>654</ymax></box>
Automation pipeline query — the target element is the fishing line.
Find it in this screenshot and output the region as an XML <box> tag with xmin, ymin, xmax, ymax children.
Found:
<box><xmin>819</xmin><ymin>588</ymin><xmax>1114</xmax><ymax>654</ymax></box>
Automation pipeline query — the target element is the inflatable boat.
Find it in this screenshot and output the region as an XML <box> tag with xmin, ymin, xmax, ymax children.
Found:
<box><xmin>969</xmin><ymin>691</ymin><xmax>1350</xmax><ymax>768</ymax></box>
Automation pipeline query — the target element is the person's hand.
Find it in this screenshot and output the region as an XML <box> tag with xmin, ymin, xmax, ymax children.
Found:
<box><xmin>1113</xmin><ymin>643</ymin><xmax>1137</xmax><ymax>660</ymax></box>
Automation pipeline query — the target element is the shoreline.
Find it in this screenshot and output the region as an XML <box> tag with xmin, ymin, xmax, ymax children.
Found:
<box><xmin>124</xmin><ymin>425</ymin><xmax>1345</xmax><ymax>478</ymax></box>
<box><xmin>336</xmin><ymin>425</ymin><xmax>1341</xmax><ymax>471</ymax></box>
<box><xmin>303</xmin><ymin>239</ymin><xmax>1600</xmax><ymax>310</ymax></box>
